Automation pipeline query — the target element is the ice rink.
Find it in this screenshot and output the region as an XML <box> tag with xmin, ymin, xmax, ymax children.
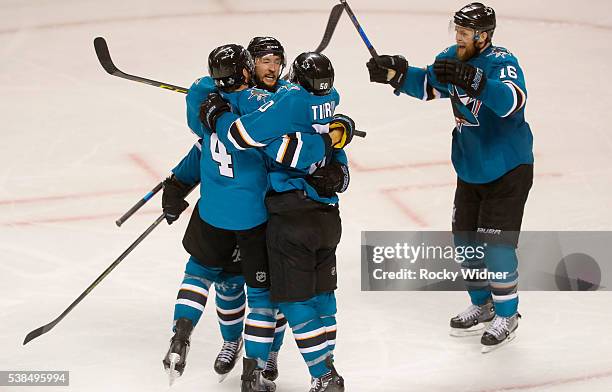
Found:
<box><xmin>2</xmin><ymin>0</ymin><xmax>612</xmax><ymax>391</ymax></box>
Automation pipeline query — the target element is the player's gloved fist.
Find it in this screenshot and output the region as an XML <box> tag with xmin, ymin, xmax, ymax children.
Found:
<box><xmin>366</xmin><ymin>55</ymin><xmax>408</xmax><ymax>89</ymax></box>
<box><xmin>329</xmin><ymin>113</ymin><xmax>355</xmax><ymax>149</ymax></box>
<box><xmin>306</xmin><ymin>161</ymin><xmax>350</xmax><ymax>198</ymax></box>
<box><xmin>162</xmin><ymin>175</ymin><xmax>190</xmax><ymax>224</ymax></box>
<box><xmin>199</xmin><ymin>93</ymin><xmax>231</xmax><ymax>133</ymax></box>
<box><xmin>433</xmin><ymin>59</ymin><xmax>487</xmax><ymax>97</ymax></box>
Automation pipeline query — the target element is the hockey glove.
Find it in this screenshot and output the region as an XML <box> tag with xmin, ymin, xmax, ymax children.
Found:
<box><xmin>199</xmin><ymin>93</ymin><xmax>231</xmax><ymax>133</ymax></box>
<box><xmin>162</xmin><ymin>175</ymin><xmax>190</xmax><ymax>224</ymax></box>
<box><xmin>366</xmin><ymin>55</ymin><xmax>408</xmax><ymax>89</ymax></box>
<box><xmin>306</xmin><ymin>161</ymin><xmax>350</xmax><ymax>198</ymax></box>
<box><xmin>433</xmin><ymin>59</ymin><xmax>487</xmax><ymax>98</ymax></box>
<box><xmin>329</xmin><ymin>113</ymin><xmax>355</xmax><ymax>149</ymax></box>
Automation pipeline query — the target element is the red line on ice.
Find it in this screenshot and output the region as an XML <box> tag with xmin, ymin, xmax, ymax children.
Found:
<box><xmin>350</xmin><ymin>159</ymin><xmax>450</xmax><ymax>173</ymax></box>
<box><xmin>380</xmin><ymin>172</ymin><xmax>563</xmax><ymax>227</ymax></box>
<box><xmin>128</xmin><ymin>153</ymin><xmax>162</xmax><ymax>181</ymax></box>
<box><xmin>2</xmin><ymin>9</ymin><xmax>612</xmax><ymax>35</ymax></box>
<box><xmin>2</xmin><ymin>209</ymin><xmax>160</xmax><ymax>226</ymax></box>
<box><xmin>0</xmin><ymin>188</ymin><xmax>145</xmax><ymax>206</ymax></box>
<box><xmin>475</xmin><ymin>368</ymin><xmax>612</xmax><ymax>392</ymax></box>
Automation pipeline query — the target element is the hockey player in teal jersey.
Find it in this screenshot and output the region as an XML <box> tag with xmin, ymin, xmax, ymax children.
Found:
<box><xmin>366</xmin><ymin>2</ymin><xmax>533</xmax><ymax>353</ymax></box>
<box><xmin>201</xmin><ymin>52</ymin><xmax>353</xmax><ymax>392</ymax></box>
<box><xmin>163</xmin><ymin>44</ymin><xmax>339</xmax><ymax>391</ymax></box>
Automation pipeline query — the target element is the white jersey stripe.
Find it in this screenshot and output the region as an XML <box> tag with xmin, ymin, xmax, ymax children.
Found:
<box><xmin>298</xmin><ymin>342</ymin><xmax>328</xmax><ymax>354</ymax></box>
<box><xmin>293</xmin><ymin>326</ymin><xmax>326</xmax><ymax>340</ymax></box>
<box><xmin>176</xmin><ymin>298</ymin><xmax>205</xmax><ymax>312</ymax></box>
<box><xmin>290</xmin><ymin>132</ymin><xmax>303</xmax><ymax>168</ymax></box>
<box><xmin>180</xmin><ymin>283</ymin><xmax>209</xmax><ymax>297</ymax></box>
<box><xmin>216</xmin><ymin>303</ymin><xmax>246</xmax><ymax>315</ymax></box>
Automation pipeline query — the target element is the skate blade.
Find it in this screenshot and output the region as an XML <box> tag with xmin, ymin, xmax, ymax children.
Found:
<box><xmin>450</xmin><ymin>324</ymin><xmax>486</xmax><ymax>337</ymax></box>
<box><xmin>217</xmin><ymin>372</ymin><xmax>230</xmax><ymax>383</ymax></box>
<box><xmin>481</xmin><ymin>332</ymin><xmax>516</xmax><ymax>354</ymax></box>
<box><xmin>166</xmin><ymin>353</ymin><xmax>181</xmax><ymax>386</ymax></box>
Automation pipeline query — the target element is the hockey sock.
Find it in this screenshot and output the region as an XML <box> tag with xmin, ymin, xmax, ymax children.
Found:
<box><xmin>214</xmin><ymin>273</ymin><xmax>246</xmax><ymax>342</ymax></box>
<box><xmin>173</xmin><ymin>257</ymin><xmax>220</xmax><ymax>329</ymax></box>
<box><xmin>486</xmin><ymin>244</ymin><xmax>519</xmax><ymax>317</ymax></box>
<box><xmin>455</xmin><ymin>234</ymin><xmax>491</xmax><ymax>305</ymax></box>
<box><xmin>244</xmin><ymin>287</ymin><xmax>277</xmax><ymax>369</ymax></box>
<box><xmin>270</xmin><ymin>312</ymin><xmax>288</xmax><ymax>353</ymax></box>
<box><xmin>315</xmin><ymin>292</ymin><xmax>337</xmax><ymax>353</ymax></box>
<box><xmin>279</xmin><ymin>299</ymin><xmax>331</xmax><ymax>378</ymax></box>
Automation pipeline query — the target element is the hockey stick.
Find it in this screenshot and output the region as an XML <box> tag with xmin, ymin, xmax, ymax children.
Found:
<box><xmin>94</xmin><ymin>37</ymin><xmax>189</xmax><ymax>94</ymax></box>
<box><xmin>22</xmin><ymin>185</ymin><xmax>197</xmax><ymax>345</ymax></box>
<box><xmin>281</xmin><ymin>4</ymin><xmax>344</xmax><ymax>80</ymax></box>
<box><xmin>314</xmin><ymin>4</ymin><xmax>345</xmax><ymax>53</ymax></box>
<box><xmin>339</xmin><ymin>0</ymin><xmax>380</xmax><ymax>62</ymax></box>
<box><xmin>115</xmin><ymin>181</ymin><xmax>163</xmax><ymax>227</ymax></box>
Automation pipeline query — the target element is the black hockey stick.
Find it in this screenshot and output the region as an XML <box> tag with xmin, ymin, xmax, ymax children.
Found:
<box><xmin>281</xmin><ymin>4</ymin><xmax>344</xmax><ymax>81</ymax></box>
<box><xmin>22</xmin><ymin>185</ymin><xmax>196</xmax><ymax>345</ymax></box>
<box><xmin>94</xmin><ymin>37</ymin><xmax>189</xmax><ymax>94</ymax></box>
<box><xmin>115</xmin><ymin>181</ymin><xmax>163</xmax><ymax>227</ymax></box>
<box><xmin>314</xmin><ymin>4</ymin><xmax>345</xmax><ymax>53</ymax></box>
<box><xmin>339</xmin><ymin>0</ymin><xmax>380</xmax><ymax>61</ymax></box>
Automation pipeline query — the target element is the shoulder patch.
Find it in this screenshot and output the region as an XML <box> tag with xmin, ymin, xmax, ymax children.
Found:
<box><xmin>248</xmin><ymin>88</ymin><xmax>270</xmax><ymax>102</ymax></box>
<box><xmin>486</xmin><ymin>47</ymin><xmax>514</xmax><ymax>60</ymax></box>
<box><xmin>276</xmin><ymin>84</ymin><xmax>301</xmax><ymax>93</ymax></box>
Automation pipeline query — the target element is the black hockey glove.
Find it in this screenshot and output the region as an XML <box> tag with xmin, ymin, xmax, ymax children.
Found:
<box><xmin>199</xmin><ymin>93</ymin><xmax>231</xmax><ymax>133</ymax></box>
<box><xmin>306</xmin><ymin>161</ymin><xmax>350</xmax><ymax>198</ymax></box>
<box><xmin>433</xmin><ymin>59</ymin><xmax>487</xmax><ymax>98</ymax></box>
<box><xmin>162</xmin><ymin>175</ymin><xmax>190</xmax><ymax>224</ymax></box>
<box><xmin>366</xmin><ymin>55</ymin><xmax>408</xmax><ymax>89</ymax></box>
<box><xmin>329</xmin><ymin>113</ymin><xmax>355</xmax><ymax>149</ymax></box>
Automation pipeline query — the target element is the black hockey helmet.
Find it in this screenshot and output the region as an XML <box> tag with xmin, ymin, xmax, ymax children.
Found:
<box><xmin>247</xmin><ymin>36</ymin><xmax>286</xmax><ymax>67</ymax></box>
<box><xmin>289</xmin><ymin>52</ymin><xmax>334</xmax><ymax>96</ymax></box>
<box><xmin>454</xmin><ymin>3</ymin><xmax>496</xmax><ymax>37</ymax></box>
<box><xmin>208</xmin><ymin>44</ymin><xmax>254</xmax><ymax>91</ymax></box>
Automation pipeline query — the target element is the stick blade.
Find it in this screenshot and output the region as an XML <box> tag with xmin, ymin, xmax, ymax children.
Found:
<box><xmin>314</xmin><ymin>4</ymin><xmax>344</xmax><ymax>53</ymax></box>
<box><xmin>23</xmin><ymin>323</ymin><xmax>54</xmax><ymax>345</ymax></box>
<box><xmin>93</xmin><ymin>36</ymin><xmax>118</xmax><ymax>75</ymax></box>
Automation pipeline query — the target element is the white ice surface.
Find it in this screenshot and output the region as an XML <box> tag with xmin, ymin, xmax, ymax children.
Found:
<box><xmin>1</xmin><ymin>1</ymin><xmax>612</xmax><ymax>391</ymax></box>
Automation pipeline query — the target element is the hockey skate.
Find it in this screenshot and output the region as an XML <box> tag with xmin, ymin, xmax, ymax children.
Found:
<box><xmin>241</xmin><ymin>357</ymin><xmax>276</xmax><ymax>392</ymax></box>
<box><xmin>162</xmin><ymin>318</ymin><xmax>194</xmax><ymax>386</ymax></box>
<box><xmin>262</xmin><ymin>351</ymin><xmax>279</xmax><ymax>381</ymax></box>
<box><xmin>449</xmin><ymin>298</ymin><xmax>495</xmax><ymax>337</ymax></box>
<box><xmin>214</xmin><ymin>337</ymin><xmax>244</xmax><ymax>382</ymax></box>
<box><xmin>481</xmin><ymin>313</ymin><xmax>521</xmax><ymax>353</ymax></box>
<box><xmin>309</xmin><ymin>356</ymin><xmax>345</xmax><ymax>392</ymax></box>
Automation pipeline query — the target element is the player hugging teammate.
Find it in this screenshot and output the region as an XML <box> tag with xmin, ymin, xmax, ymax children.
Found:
<box><xmin>367</xmin><ymin>2</ymin><xmax>534</xmax><ymax>352</ymax></box>
<box><xmin>163</xmin><ymin>37</ymin><xmax>354</xmax><ymax>392</ymax></box>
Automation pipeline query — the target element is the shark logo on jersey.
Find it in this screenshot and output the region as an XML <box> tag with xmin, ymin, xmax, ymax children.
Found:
<box><xmin>248</xmin><ymin>88</ymin><xmax>269</xmax><ymax>102</ymax></box>
<box><xmin>449</xmin><ymin>86</ymin><xmax>482</xmax><ymax>132</ymax></box>
<box><xmin>276</xmin><ymin>84</ymin><xmax>300</xmax><ymax>93</ymax></box>
<box><xmin>487</xmin><ymin>47</ymin><xmax>511</xmax><ymax>59</ymax></box>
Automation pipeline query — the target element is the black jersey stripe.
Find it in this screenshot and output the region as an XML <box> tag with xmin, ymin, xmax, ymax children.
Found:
<box><xmin>229</xmin><ymin>122</ymin><xmax>251</xmax><ymax>149</ymax></box>
<box><xmin>295</xmin><ymin>332</ymin><xmax>327</xmax><ymax>349</ymax></box>
<box><xmin>177</xmin><ymin>289</ymin><xmax>208</xmax><ymax>305</ymax></box>
<box><xmin>245</xmin><ymin>324</ymin><xmax>276</xmax><ymax>338</ymax></box>
<box><xmin>280</xmin><ymin>133</ymin><xmax>298</xmax><ymax>166</ymax></box>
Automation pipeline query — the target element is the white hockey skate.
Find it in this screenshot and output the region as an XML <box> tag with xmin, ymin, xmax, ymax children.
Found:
<box><xmin>449</xmin><ymin>299</ymin><xmax>495</xmax><ymax>337</ymax></box>
<box><xmin>481</xmin><ymin>313</ymin><xmax>521</xmax><ymax>353</ymax></box>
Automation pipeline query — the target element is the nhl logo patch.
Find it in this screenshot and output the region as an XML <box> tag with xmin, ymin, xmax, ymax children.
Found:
<box><xmin>256</xmin><ymin>271</ymin><xmax>267</xmax><ymax>283</ymax></box>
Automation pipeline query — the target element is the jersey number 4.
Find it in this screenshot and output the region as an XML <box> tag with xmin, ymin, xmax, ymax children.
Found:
<box><xmin>210</xmin><ymin>133</ymin><xmax>234</xmax><ymax>178</ymax></box>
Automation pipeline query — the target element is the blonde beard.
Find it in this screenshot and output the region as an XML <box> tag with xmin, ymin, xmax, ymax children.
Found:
<box><xmin>457</xmin><ymin>44</ymin><xmax>478</xmax><ymax>61</ymax></box>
